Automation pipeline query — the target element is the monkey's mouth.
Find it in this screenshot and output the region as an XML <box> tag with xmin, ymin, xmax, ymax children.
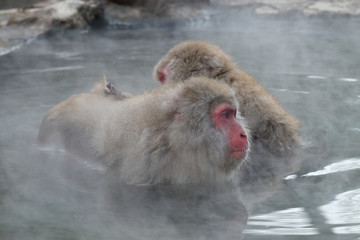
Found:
<box><xmin>231</xmin><ymin>148</ymin><xmax>247</xmax><ymax>159</ymax></box>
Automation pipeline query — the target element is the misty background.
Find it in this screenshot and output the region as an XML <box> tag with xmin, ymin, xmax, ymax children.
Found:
<box><xmin>0</xmin><ymin>0</ymin><xmax>360</xmax><ymax>240</ymax></box>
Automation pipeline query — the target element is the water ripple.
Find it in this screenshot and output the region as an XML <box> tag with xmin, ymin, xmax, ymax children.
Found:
<box><xmin>307</xmin><ymin>75</ymin><xmax>327</xmax><ymax>79</ymax></box>
<box><xmin>21</xmin><ymin>66</ymin><xmax>85</xmax><ymax>73</ymax></box>
<box><xmin>338</xmin><ymin>77</ymin><xmax>358</xmax><ymax>82</ymax></box>
<box><xmin>271</xmin><ymin>88</ymin><xmax>310</xmax><ymax>94</ymax></box>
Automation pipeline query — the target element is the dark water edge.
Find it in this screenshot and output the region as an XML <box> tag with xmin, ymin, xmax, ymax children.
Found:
<box><xmin>0</xmin><ymin>0</ymin><xmax>38</xmax><ymax>9</ymax></box>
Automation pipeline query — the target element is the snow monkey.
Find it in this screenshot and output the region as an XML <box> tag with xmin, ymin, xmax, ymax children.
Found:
<box><xmin>153</xmin><ymin>40</ymin><xmax>301</xmax><ymax>155</ymax></box>
<box><xmin>37</xmin><ymin>77</ymin><xmax>250</xmax><ymax>185</ymax></box>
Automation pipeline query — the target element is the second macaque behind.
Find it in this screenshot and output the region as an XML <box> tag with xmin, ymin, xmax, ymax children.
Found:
<box><xmin>153</xmin><ymin>41</ymin><xmax>302</xmax><ymax>155</ymax></box>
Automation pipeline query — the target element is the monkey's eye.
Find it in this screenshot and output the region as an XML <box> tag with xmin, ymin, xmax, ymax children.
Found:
<box><xmin>212</xmin><ymin>104</ymin><xmax>237</xmax><ymax>124</ymax></box>
<box><xmin>221</xmin><ymin>110</ymin><xmax>233</xmax><ymax>119</ymax></box>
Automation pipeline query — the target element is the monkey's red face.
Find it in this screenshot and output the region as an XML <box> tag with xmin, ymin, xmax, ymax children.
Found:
<box><xmin>211</xmin><ymin>104</ymin><xmax>249</xmax><ymax>159</ymax></box>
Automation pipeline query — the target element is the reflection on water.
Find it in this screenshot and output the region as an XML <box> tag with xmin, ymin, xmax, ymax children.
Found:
<box><xmin>245</xmin><ymin>208</ymin><xmax>318</xmax><ymax>236</ymax></box>
<box><xmin>245</xmin><ymin>158</ymin><xmax>360</xmax><ymax>238</ymax></box>
<box><xmin>303</xmin><ymin>158</ymin><xmax>360</xmax><ymax>177</ymax></box>
<box><xmin>1</xmin><ymin>8</ymin><xmax>360</xmax><ymax>240</ymax></box>
<box><xmin>21</xmin><ymin>65</ymin><xmax>85</xmax><ymax>74</ymax></box>
<box><xmin>270</xmin><ymin>88</ymin><xmax>310</xmax><ymax>95</ymax></box>
<box><xmin>338</xmin><ymin>78</ymin><xmax>358</xmax><ymax>82</ymax></box>
<box><xmin>320</xmin><ymin>188</ymin><xmax>360</xmax><ymax>234</ymax></box>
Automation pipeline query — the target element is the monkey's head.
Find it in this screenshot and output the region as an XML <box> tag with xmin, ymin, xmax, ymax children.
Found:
<box><xmin>160</xmin><ymin>77</ymin><xmax>250</xmax><ymax>182</ymax></box>
<box><xmin>153</xmin><ymin>41</ymin><xmax>236</xmax><ymax>84</ymax></box>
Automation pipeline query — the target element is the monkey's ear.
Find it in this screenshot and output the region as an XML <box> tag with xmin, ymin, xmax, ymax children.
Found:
<box><xmin>156</xmin><ymin>59</ymin><xmax>177</xmax><ymax>83</ymax></box>
<box><xmin>158</xmin><ymin>67</ymin><xmax>169</xmax><ymax>84</ymax></box>
<box><xmin>199</xmin><ymin>56</ymin><xmax>224</xmax><ymax>74</ymax></box>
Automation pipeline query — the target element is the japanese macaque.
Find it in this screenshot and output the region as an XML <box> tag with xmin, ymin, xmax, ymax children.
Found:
<box><xmin>153</xmin><ymin>41</ymin><xmax>302</xmax><ymax>155</ymax></box>
<box><xmin>37</xmin><ymin>76</ymin><xmax>250</xmax><ymax>185</ymax></box>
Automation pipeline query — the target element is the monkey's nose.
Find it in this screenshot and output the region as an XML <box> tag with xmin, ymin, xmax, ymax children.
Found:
<box><xmin>240</xmin><ymin>133</ymin><xmax>249</xmax><ymax>151</ymax></box>
<box><xmin>240</xmin><ymin>133</ymin><xmax>247</xmax><ymax>140</ymax></box>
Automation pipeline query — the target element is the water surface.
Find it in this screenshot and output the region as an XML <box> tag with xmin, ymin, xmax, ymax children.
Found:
<box><xmin>1</xmin><ymin>10</ymin><xmax>360</xmax><ymax>240</ymax></box>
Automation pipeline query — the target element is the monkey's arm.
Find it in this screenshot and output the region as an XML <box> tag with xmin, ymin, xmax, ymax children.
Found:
<box><xmin>228</xmin><ymin>70</ymin><xmax>301</xmax><ymax>155</ymax></box>
<box><xmin>104</xmin><ymin>82</ymin><xmax>132</xmax><ymax>100</ymax></box>
<box><xmin>91</xmin><ymin>75</ymin><xmax>132</xmax><ymax>100</ymax></box>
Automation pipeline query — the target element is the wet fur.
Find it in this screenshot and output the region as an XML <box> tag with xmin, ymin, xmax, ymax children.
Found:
<box><xmin>37</xmin><ymin>77</ymin><xmax>250</xmax><ymax>185</ymax></box>
<box><xmin>153</xmin><ymin>40</ymin><xmax>302</xmax><ymax>155</ymax></box>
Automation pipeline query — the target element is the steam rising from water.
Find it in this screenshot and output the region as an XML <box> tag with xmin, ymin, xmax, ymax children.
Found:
<box><xmin>0</xmin><ymin>7</ymin><xmax>360</xmax><ymax>240</ymax></box>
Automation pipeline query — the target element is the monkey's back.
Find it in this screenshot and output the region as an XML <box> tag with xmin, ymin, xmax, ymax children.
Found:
<box><xmin>37</xmin><ymin>90</ymin><xmax>159</xmax><ymax>165</ymax></box>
